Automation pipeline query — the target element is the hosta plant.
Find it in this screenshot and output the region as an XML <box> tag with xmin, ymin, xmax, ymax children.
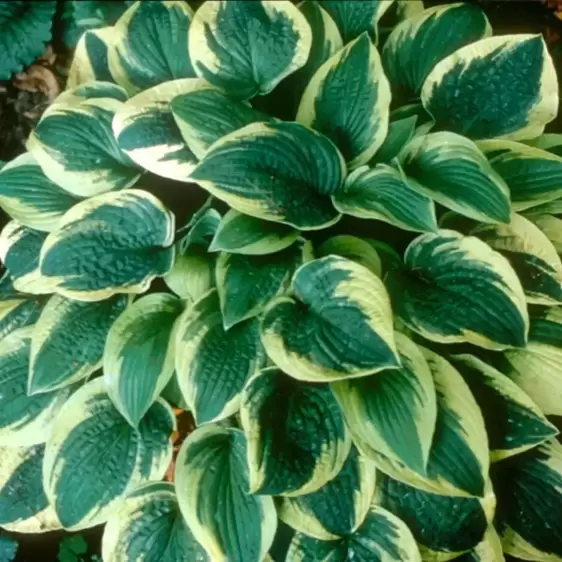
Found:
<box><xmin>1</xmin><ymin>1</ymin><xmax>562</xmax><ymax>561</ymax></box>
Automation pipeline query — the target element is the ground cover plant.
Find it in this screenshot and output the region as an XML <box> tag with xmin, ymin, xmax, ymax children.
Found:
<box><xmin>0</xmin><ymin>1</ymin><xmax>562</xmax><ymax>561</ymax></box>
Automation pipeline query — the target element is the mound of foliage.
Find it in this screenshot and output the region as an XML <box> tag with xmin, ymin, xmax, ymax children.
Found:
<box><xmin>0</xmin><ymin>1</ymin><xmax>562</xmax><ymax>561</ymax></box>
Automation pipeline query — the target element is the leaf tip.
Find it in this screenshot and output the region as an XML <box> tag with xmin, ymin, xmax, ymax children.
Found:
<box><xmin>207</xmin><ymin>239</ymin><xmax>221</xmax><ymax>253</ymax></box>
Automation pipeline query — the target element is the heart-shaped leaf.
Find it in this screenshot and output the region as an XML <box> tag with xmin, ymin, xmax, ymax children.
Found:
<box><xmin>174</xmin><ymin>290</ymin><xmax>263</xmax><ymax>425</ymax></box>
<box><xmin>43</xmin><ymin>378</ymin><xmax>175</xmax><ymax>530</ymax></box>
<box><xmin>297</xmin><ymin>33</ymin><xmax>391</xmax><ymax>168</ymax></box>
<box><xmin>388</xmin><ymin>230</ymin><xmax>529</xmax><ymax>350</ymax></box>
<box><xmin>261</xmin><ymin>255</ymin><xmax>399</xmax><ymax>382</ymax></box>
<box><xmin>190</xmin><ymin>121</ymin><xmax>346</xmax><ymax>230</ymax></box>
<box><xmin>174</xmin><ymin>425</ymin><xmax>277</xmax><ymax>562</ymax></box>
<box><xmin>240</xmin><ymin>367</ymin><xmax>351</xmax><ymax>496</ymax></box>
<box><xmin>39</xmin><ymin>189</ymin><xmax>175</xmax><ymax>301</ymax></box>
<box><xmin>188</xmin><ymin>0</ymin><xmax>312</xmax><ymax>100</ymax></box>
<box><xmin>421</xmin><ymin>35</ymin><xmax>558</xmax><ymax>141</ymax></box>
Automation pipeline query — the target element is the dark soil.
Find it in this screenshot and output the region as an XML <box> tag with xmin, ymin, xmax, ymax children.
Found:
<box><xmin>0</xmin><ymin>46</ymin><xmax>66</xmax><ymax>164</ymax></box>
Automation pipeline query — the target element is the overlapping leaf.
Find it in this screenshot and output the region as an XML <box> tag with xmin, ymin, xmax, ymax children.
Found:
<box><xmin>456</xmin><ymin>528</ymin><xmax>505</xmax><ymax>562</ymax></box>
<box><xmin>277</xmin><ymin>447</ymin><xmax>376</xmax><ymax>540</ymax></box>
<box><xmin>43</xmin><ymin>378</ymin><xmax>175</xmax><ymax>530</ymax></box>
<box><xmin>376</xmin><ymin>472</ymin><xmax>495</xmax><ymax>560</ymax></box>
<box><xmin>333</xmin><ymin>164</ymin><xmax>438</xmax><ymax>232</ymax></box>
<box><xmin>0</xmin><ymin>293</ymin><xmax>43</xmax><ymax>343</ymax></box>
<box><xmin>421</xmin><ymin>34</ymin><xmax>558</xmax><ymax>140</ymax></box>
<box><xmin>67</xmin><ymin>27</ymin><xmax>116</xmax><ymax>89</ymax></box>
<box><xmin>188</xmin><ymin>0</ymin><xmax>312</xmax><ymax>100</ymax></box>
<box><xmin>332</xmin><ymin>332</ymin><xmax>437</xmax><ymax>475</ymax></box>
<box><xmin>190</xmin><ymin>121</ymin><xmax>346</xmax><ymax>230</ymax></box>
<box><xmin>261</xmin><ymin>255</ymin><xmax>399</xmax><ymax>382</ymax></box>
<box><xmin>171</xmin><ymin>85</ymin><xmax>273</xmax><ymax>160</ymax></box>
<box><xmin>388</xmin><ymin>230</ymin><xmax>529</xmax><ymax>350</ymax></box>
<box><xmin>109</xmin><ymin>0</ymin><xmax>196</xmax><ymax>94</ymax></box>
<box><xmin>27</xmin><ymin>96</ymin><xmax>140</xmax><ymax>197</ymax></box>
<box><xmin>382</xmin><ymin>3</ymin><xmax>492</xmax><ymax>103</ymax></box>
<box><xmin>0</xmin><ymin>153</ymin><xmax>80</xmax><ymax>232</ymax></box>
<box><xmin>66</xmin><ymin>1</ymin><xmax>132</xmax><ymax>49</ymax></box>
<box><xmin>174</xmin><ymin>425</ymin><xmax>277</xmax><ymax>562</ymax></box>
<box><xmin>52</xmin><ymin>81</ymin><xmax>128</xmax><ymax>107</ymax></box>
<box><xmin>104</xmin><ymin>293</ymin><xmax>184</xmax><ymax>427</ymax></box>
<box><xmin>493</xmin><ymin>439</ymin><xmax>562</xmax><ymax>561</ymax></box>
<box><xmin>174</xmin><ymin>290</ymin><xmax>263</xmax><ymax>425</ymax></box>
<box><xmin>318</xmin><ymin>0</ymin><xmax>394</xmax><ymax>44</ymax></box>
<box><xmin>362</xmin><ymin>348</ymin><xmax>489</xmax><ymax>498</ymax></box>
<box><xmin>531</xmin><ymin>213</ymin><xmax>562</xmax><ymax>256</ymax></box>
<box><xmin>0</xmin><ymin>328</ymin><xmax>72</xmax><ymax>447</ymax></box>
<box><xmin>478</xmin><ymin>139</ymin><xmax>562</xmax><ymax>211</ymax></box>
<box><xmin>449</xmin><ymin>354</ymin><xmax>557</xmax><ymax>462</ymax></box>
<box><xmin>209</xmin><ymin>210</ymin><xmax>299</xmax><ymax>256</ymax></box>
<box><xmin>163</xmin><ymin>206</ymin><xmax>219</xmax><ymax>303</ymax></box>
<box><xmin>526</xmin><ymin>133</ymin><xmax>562</xmax><ymax>157</ymax></box>
<box><xmin>398</xmin><ymin>132</ymin><xmax>511</xmax><ymax>224</ymax></box>
<box><xmin>113</xmin><ymin>79</ymin><xmax>205</xmax><ymax>181</ymax></box>
<box><xmin>470</xmin><ymin>213</ymin><xmax>562</xmax><ymax>305</ymax></box>
<box><xmin>0</xmin><ymin>444</ymin><xmax>54</xmax><ymax>530</ymax></box>
<box><xmin>240</xmin><ymin>367</ymin><xmax>351</xmax><ymax>496</ymax></box>
<box><xmin>0</xmin><ymin>222</ymin><xmax>48</xmax><ymax>294</ymax></box>
<box><xmin>280</xmin><ymin>1</ymin><xmax>343</xmax><ymax>107</ymax></box>
<box><xmin>317</xmin><ymin>235</ymin><xmax>382</xmax><ymax>276</ymax></box>
<box><xmin>38</xmin><ymin>189</ymin><xmax>175</xmax><ymax>301</ymax></box>
<box><xmin>102</xmin><ymin>482</ymin><xmax>208</xmax><ymax>562</ymax></box>
<box><xmin>286</xmin><ymin>505</ymin><xmax>421</xmax><ymax>561</ymax></box>
<box><xmin>369</xmin><ymin>115</ymin><xmax>418</xmax><ymax>165</ymax></box>
<box><xmin>297</xmin><ymin>32</ymin><xmax>391</xmax><ymax>168</ymax></box>
<box><xmin>503</xmin><ymin>306</ymin><xmax>562</xmax><ymax>415</ymax></box>
<box><xmin>29</xmin><ymin>293</ymin><xmax>128</xmax><ymax>394</ymax></box>
<box><xmin>216</xmin><ymin>242</ymin><xmax>306</xmax><ymax>329</ymax></box>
